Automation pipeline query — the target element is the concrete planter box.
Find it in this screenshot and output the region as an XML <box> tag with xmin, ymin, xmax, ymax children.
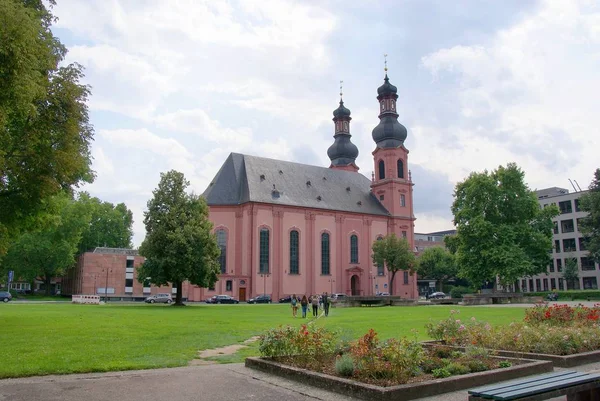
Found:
<box><xmin>421</xmin><ymin>341</ymin><xmax>600</xmax><ymax>368</ymax></box>
<box><xmin>245</xmin><ymin>356</ymin><xmax>552</xmax><ymax>401</ymax></box>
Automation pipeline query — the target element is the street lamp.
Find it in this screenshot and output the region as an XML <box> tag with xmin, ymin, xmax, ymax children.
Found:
<box><xmin>102</xmin><ymin>268</ymin><xmax>112</xmax><ymax>302</ymax></box>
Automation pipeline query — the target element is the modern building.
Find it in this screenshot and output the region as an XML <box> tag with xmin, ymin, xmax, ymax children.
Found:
<box><xmin>519</xmin><ymin>187</ymin><xmax>599</xmax><ymax>292</ymax></box>
<box><xmin>198</xmin><ymin>73</ymin><xmax>418</xmax><ymax>302</ymax></box>
<box><xmin>62</xmin><ymin>247</ymin><xmax>179</xmax><ymax>301</ymax></box>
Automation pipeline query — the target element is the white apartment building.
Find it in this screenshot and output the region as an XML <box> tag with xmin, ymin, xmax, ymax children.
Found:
<box><xmin>520</xmin><ymin>187</ymin><xmax>599</xmax><ymax>292</ymax></box>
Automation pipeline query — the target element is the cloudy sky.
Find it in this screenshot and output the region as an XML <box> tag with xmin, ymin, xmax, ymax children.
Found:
<box><xmin>51</xmin><ymin>0</ymin><xmax>600</xmax><ymax>246</ymax></box>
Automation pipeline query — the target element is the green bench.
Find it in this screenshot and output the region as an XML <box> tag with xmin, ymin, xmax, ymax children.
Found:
<box><xmin>469</xmin><ymin>371</ymin><xmax>600</xmax><ymax>401</ymax></box>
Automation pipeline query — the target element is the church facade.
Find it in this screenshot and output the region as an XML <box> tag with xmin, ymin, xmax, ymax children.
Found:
<box><xmin>190</xmin><ymin>73</ymin><xmax>417</xmax><ymax>302</ymax></box>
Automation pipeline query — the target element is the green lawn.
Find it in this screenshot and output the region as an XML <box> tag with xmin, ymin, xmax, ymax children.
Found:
<box><xmin>0</xmin><ymin>303</ymin><xmax>526</xmax><ymax>378</ymax></box>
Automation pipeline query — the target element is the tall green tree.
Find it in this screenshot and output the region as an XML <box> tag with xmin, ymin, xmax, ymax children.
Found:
<box><xmin>579</xmin><ymin>168</ymin><xmax>600</xmax><ymax>263</ymax></box>
<box><xmin>563</xmin><ymin>258</ymin><xmax>579</xmax><ymax>290</ymax></box>
<box><xmin>138</xmin><ymin>170</ymin><xmax>220</xmax><ymax>305</ymax></box>
<box><xmin>416</xmin><ymin>247</ymin><xmax>457</xmax><ymax>291</ymax></box>
<box><xmin>3</xmin><ymin>193</ymin><xmax>91</xmax><ymax>295</ymax></box>
<box><xmin>0</xmin><ymin>0</ymin><xmax>94</xmax><ymax>257</ymax></box>
<box><xmin>371</xmin><ymin>234</ymin><xmax>416</xmax><ymax>296</ymax></box>
<box><xmin>450</xmin><ymin>163</ymin><xmax>559</xmax><ymax>288</ymax></box>
<box><xmin>76</xmin><ymin>192</ymin><xmax>134</xmax><ymax>253</ymax></box>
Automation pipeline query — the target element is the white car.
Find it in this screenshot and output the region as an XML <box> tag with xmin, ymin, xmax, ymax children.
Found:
<box><xmin>331</xmin><ymin>293</ymin><xmax>346</xmax><ymax>301</ymax></box>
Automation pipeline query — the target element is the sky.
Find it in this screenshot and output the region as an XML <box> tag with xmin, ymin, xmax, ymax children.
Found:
<box><xmin>50</xmin><ymin>0</ymin><xmax>600</xmax><ymax>247</ymax></box>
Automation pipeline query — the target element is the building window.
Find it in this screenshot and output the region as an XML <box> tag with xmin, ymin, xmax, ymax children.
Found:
<box><xmin>259</xmin><ymin>228</ymin><xmax>270</xmax><ymax>274</ymax></box>
<box><xmin>321</xmin><ymin>233</ymin><xmax>330</xmax><ymax>275</ymax></box>
<box><xmin>126</xmin><ymin>259</ymin><xmax>134</xmax><ymax>268</ymax></box>
<box><xmin>378</xmin><ymin>160</ymin><xmax>385</xmax><ymax>180</ymax></box>
<box><xmin>226</xmin><ymin>280</ymin><xmax>232</xmax><ymax>291</ymax></box>
<box><xmin>376</xmin><ymin>237</ymin><xmax>384</xmax><ymax>276</ymax></box>
<box><xmin>551</xmin><ymin>278</ymin><xmax>556</xmax><ymax>290</ymax></box>
<box><xmin>576</xmin><ymin>218</ymin><xmax>584</xmax><ymax>232</ymax></box>
<box><xmin>558</xmin><ymin>279</ymin><xmax>564</xmax><ymax>290</ymax></box>
<box><xmin>559</xmin><ymin>200</ymin><xmax>572</xmax><ymax>214</ymax></box>
<box><xmin>535</xmin><ymin>279</ymin><xmax>541</xmax><ymax>291</ymax></box>
<box><xmin>521</xmin><ymin>279</ymin><xmax>527</xmax><ymax>292</ymax></box>
<box><xmin>583</xmin><ymin>277</ymin><xmax>598</xmax><ymax>290</ymax></box>
<box><xmin>543</xmin><ymin>278</ymin><xmax>549</xmax><ymax>291</ymax></box>
<box><xmin>560</xmin><ymin>219</ymin><xmax>574</xmax><ymax>233</ymax></box>
<box><xmin>579</xmin><ymin>237</ymin><xmax>587</xmax><ymax>251</ymax></box>
<box><xmin>401</xmin><ymin>194</ymin><xmax>406</xmax><ymax>207</ymax></box>
<box><xmin>554</xmin><ymin>240</ymin><xmax>561</xmax><ymax>253</ymax></box>
<box><xmin>350</xmin><ymin>235</ymin><xmax>358</xmax><ymax>263</ymax></box>
<box><xmin>529</xmin><ymin>279</ymin><xmax>534</xmax><ymax>291</ymax></box>
<box><xmin>403</xmin><ymin>271</ymin><xmax>409</xmax><ymax>285</ymax></box>
<box><xmin>290</xmin><ymin>230</ymin><xmax>299</xmax><ymax>275</ymax></box>
<box><xmin>563</xmin><ymin>238</ymin><xmax>576</xmax><ymax>252</ymax></box>
<box><xmin>581</xmin><ymin>257</ymin><xmax>596</xmax><ymax>271</ymax></box>
<box><xmin>402</xmin><ymin>231</ymin><xmax>407</xmax><ymax>238</ymax></box>
<box><xmin>553</xmin><ymin>221</ymin><xmax>559</xmax><ymax>234</ymax></box>
<box><xmin>216</xmin><ymin>229</ymin><xmax>227</xmax><ymax>274</ymax></box>
<box><xmin>556</xmin><ymin>258</ymin><xmax>563</xmax><ymax>272</ymax></box>
<box><xmin>575</xmin><ymin>199</ymin><xmax>581</xmax><ymax>212</ymax></box>
<box><xmin>379</xmin><ymin>194</ymin><xmax>384</xmax><ymax>201</ymax></box>
<box><xmin>549</xmin><ymin>262</ymin><xmax>554</xmax><ymax>272</ymax></box>
<box><xmin>125</xmin><ymin>278</ymin><xmax>133</xmax><ymax>293</ymax></box>
<box><xmin>397</xmin><ymin>159</ymin><xmax>404</xmax><ymax>179</ymax></box>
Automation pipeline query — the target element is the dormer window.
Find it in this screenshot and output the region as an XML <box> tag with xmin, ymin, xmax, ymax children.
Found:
<box><xmin>317</xmin><ymin>195</ymin><xmax>322</xmax><ymax>201</ymax></box>
<box><xmin>260</xmin><ymin>174</ymin><xmax>265</xmax><ymax>181</ymax></box>
<box><xmin>306</xmin><ymin>180</ymin><xmax>311</xmax><ymax>187</ymax></box>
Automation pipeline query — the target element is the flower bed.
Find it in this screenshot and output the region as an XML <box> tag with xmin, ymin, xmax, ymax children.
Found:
<box><xmin>425</xmin><ymin>306</ymin><xmax>600</xmax><ymax>367</ymax></box>
<box><xmin>248</xmin><ymin>325</ymin><xmax>551</xmax><ymax>400</ymax></box>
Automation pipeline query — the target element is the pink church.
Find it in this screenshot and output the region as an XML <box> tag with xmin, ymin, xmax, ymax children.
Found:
<box><xmin>189</xmin><ymin>73</ymin><xmax>417</xmax><ymax>302</ymax></box>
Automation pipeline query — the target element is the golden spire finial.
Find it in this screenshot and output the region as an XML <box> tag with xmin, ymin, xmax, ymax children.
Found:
<box><xmin>339</xmin><ymin>80</ymin><xmax>344</xmax><ymax>100</ymax></box>
<box><xmin>384</xmin><ymin>53</ymin><xmax>388</xmax><ymax>73</ymax></box>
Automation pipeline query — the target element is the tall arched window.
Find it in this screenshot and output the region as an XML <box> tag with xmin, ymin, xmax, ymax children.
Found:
<box><xmin>321</xmin><ymin>233</ymin><xmax>330</xmax><ymax>275</ymax></box>
<box><xmin>397</xmin><ymin>159</ymin><xmax>404</xmax><ymax>179</ymax></box>
<box><xmin>216</xmin><ymin>229</ymin><xmax>227</xmax><ymax>274</ymax></box>
<box><xmin>259</xmin><ymin>228</ymin><xmax>270</xmax><ymax>273</ymax></box>
<box><xmin>350</xmin><ymin>234</ymin><xmax>359</xmax><ymax>263</ymax></box>
<box><xmin>376</xmin><ymin>237</ymin><xmax>384</xmax><ymax>275</ymax></box>
<box><xmin>290</xmin><ymin>230</ymin><xmax>299</xmax><ymax>275</ymax></box>
<box><xmin>378</xmin><ymin>160</ymin><xmax>385</xmax><ymax>180</ymax></box>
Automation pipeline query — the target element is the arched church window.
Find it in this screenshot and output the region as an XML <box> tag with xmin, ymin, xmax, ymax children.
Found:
<box><xmin>216</xmin><ymin>229</ymin><xmax>227</xmax><ymax>274</ymax></box>
<box><xmin>378</xmin><ymin>160</ymin><xmax>385</xmax><ymax>180</ymax></box>
<box><xmin>350</xmin><ymin>235</ymin><xmax>358</xmax><ymax>263</ymax></box>
<box><xmin>259</xmin><ymin>228</ymin><xmax>270</xmax><ymax>273</ymax></box>
<box><xmin>397</xmin><ymin>159</ymin><xmax>404</xmax><ymax>179</ymax></box>
<box><xmin>376</xmin><ymin>237</ymin><xmax>384</xmax><ymax>276</ymax></box>
<box><xmin>290</xmin><ymin>230</ymin><xmax>299</xmax><ymax>275</ymax></box>
<box><xmin>321</xmin><ymin>233</ymin><xmax>330</xmax><ymax>275</ymax></box>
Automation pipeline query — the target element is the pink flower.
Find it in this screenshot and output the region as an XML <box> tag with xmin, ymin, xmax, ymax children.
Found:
<box><xmin>458</xmin><ymin>325</ymin><xmax>466</xmax><ymax>331</ymax></box>
<box><xmin>456</xmin><ymin>319</ymin><xmax>461</xmax><ymax>324</ymax></box>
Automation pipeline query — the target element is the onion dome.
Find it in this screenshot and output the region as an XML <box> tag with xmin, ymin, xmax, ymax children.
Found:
<box><xmin>372</xmin><ymin>74</ymin><xmax>407</xmax><ymax>148</ymax></box>
<box><xmin>328</xmin><ymin>98</ymin><xmax>359</xmax><ymax>167</ymax></box>
<box><xmin>333</xmin><ymin>100</ymin><xmax>351</xmax><ymax>118</ymax></box>
<box><xmin>377</xmin><ymin>74</ymin><xmax>398</xmax><ymax>96</ymax></box>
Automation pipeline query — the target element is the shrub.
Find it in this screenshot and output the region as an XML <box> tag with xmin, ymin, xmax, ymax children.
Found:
<box><xmin>527</xmin><ymin>291</ymin><xmax>600</xmax><ymax>301</ymax></box>
<box><xmin>450</xmin><ymin>286</ymin><xmax>472</xmax><ymax>298</ymax></box>
<box><xmin>464</xmin><ymin>346</ymin><xmax>492</xmax><ymax>359</ymax></box>
<box><xmin>421</xmin><ymin>357</ymin><xmax>446</xmax><ymax>373</ymax></box>
<box><xmin>524</xmin><ymin>304</ymin><xmax>600</xmax><ymax>326</ymax></box>
<box><xmin>432</xmin><ymin>367</ymin><xmax>451</xmax><ymax>378</ymax></box>
<box><xmin>445</xmin><ymin>362</ymin><xmax>470</xmax><ymax>375</ymax></box>
<box><xmin>335</xmin><ymin>354</ymin><xmax>355</xmax><ymax>377</ymax></box>
<box><xmin>259</xmin><ymin>324</ymin><xmax>339</xmax><ymax>359</ymax></box>
<box><xmin>466</xmin><ymin>359</ymin><xmax>488</xmax><ymax>372</ymax></box>
<box><xmin>498</xmin><ymin>361</ymin><xmax>512</xmax><ymax>368</ymax></box>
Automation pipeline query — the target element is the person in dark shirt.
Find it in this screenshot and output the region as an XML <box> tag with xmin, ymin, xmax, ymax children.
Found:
<box><xmin>300</xmin><ymin>295</ymin><xmax>308</xmax><ymax>318</ymax></box>
<box><xmin>322</xmin><ymin>292</ymin><xmax>330</xmax><ymax>317</ymax></box>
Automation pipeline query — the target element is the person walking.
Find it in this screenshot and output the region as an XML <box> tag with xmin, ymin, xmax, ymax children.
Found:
<box><xmin>300</xmin><ymin>295</ymin><xmax>308</xmax><ymax>318</ymax></box>
<box><xmin>291</xmin><ymin>294</ymin><xmax>299</xmax><ymax>317</ymax></box>
<box><xmin>322</xmin><ymin>292</ymin><xmax>330</xmax><ymax>317</ymax></box>
<box><xmin>311</xmin><ymin>294</ymin><xmax>319</xmax><ymax>317</ymax></box>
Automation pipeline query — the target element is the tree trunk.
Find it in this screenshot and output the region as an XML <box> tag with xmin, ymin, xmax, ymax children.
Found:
<box><xmin>438</xmin><ymin>278</ymin><xmax>444</xmax><ymax>292</ymax></box>
<box><xmin>175</xmin><ymin>281</ymin><xmax>183</xmax><ymax>305</ymax></box>
<box><xmin>389</xmin><ymin>271</ymin><xmax>397</xmax><ymax>296</ymax></box>
<box><xmin>44</xmin><ymin>276</ymin><xmax>52</xmax><ymax>296</ymax></box>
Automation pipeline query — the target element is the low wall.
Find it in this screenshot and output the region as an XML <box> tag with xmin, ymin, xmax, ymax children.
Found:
<box><xmin>462</xmin><ymin>293</ymin><xmax>543</xmax><ymax>305</ymax></box>
<box><xmin>339</xmin><ymin>296</ymin><xmax>418</xmax><ymax>307</ymax></box>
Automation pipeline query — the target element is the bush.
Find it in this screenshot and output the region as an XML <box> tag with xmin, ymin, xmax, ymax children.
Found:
<box><xmin>335</xmin><ymin>354</ymin><xmax>355</xmax><ymax>377</ymax></box>
<box><xmin>421</xmin><ymin>358</ymin><xmax>446</xmax><ymax>373</ymax></box>
<box><xmin>432</xmin><ymin>367</ymin><xmax>451</xmax><ymax>378</ymax></box>
<box><xmin>498</xmin><ymin>361</ymin><xmax>512</xmax><ymax>368</ymax></box>
<box><xmin>259</xmin><ymin>324</ymin><xmax>339</xmax><ymax>358</ymax></box>
<box><xmin>466</xmin><ymin>359</ymin><xmax>488</xmax><ymax>372</ymax></box>
<box><xmin>527</xmin><ymin>290</ymin><xmax>600</xmax><ymax>301</ymax></box>
<box><xmin>524</xmin><ymin>304</ymin><xmax>600</xmax><ymax>326</ymax></box>
<box><xmin>450</xmin><ymin>286</ymin><xmax>472</xmax><ymax>299</ymax></box>
<box><xmin>445</xmin><ymin>362</ymin><xmax>470</xmax><ymax>375</ymax></box>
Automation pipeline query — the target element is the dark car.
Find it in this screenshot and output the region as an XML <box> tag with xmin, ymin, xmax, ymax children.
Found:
<box><xmin>214</xmin><ymin>295</ymin><xmax>239</xmax><ymax>304</ymax></box>
<box><xmin>248</xmin><ymin>295</ymin><xmax>271</xmax><ymax>304</ymax></box>
<box><xmin>205</xmin><ymin>296</ymin><xmax>217</xmax><ymax>304</ymax></box>
<box><xmin>279</xmin><ymin>295</ymin><xmax>291</xmax><ymax>303</ymax></box>
<box><xmin>0</xmin><ymin>291</ymin><xmax>12</xmax><ymax>303</ymax></box>
<box><xmin>427</xmin><ymin>291</ymin><xmax>447</xmax><ymax>300</ymax></box>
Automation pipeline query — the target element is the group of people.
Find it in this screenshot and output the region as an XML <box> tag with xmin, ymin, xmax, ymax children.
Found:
<box><xmin>290</xmin><ymin>292</ymin><xmax>330</xmax><ymax>318</ymax></box>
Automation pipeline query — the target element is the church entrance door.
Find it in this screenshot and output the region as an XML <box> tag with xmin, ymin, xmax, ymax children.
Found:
<box><xmin>238</xmin><ymin>287</ymin><xmax>246</xmax><ymax>302</ymax></box>
<box><xmin>351</xmin><ymin>275</ymin><xmax>360</xmax><ymax>296</ymax></box>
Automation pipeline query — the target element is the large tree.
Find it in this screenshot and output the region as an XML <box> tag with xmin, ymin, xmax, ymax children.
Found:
<box><xmin>579</xmin><ymin>168</ymin><xmax>600</xmax><ymax>263</ymax></box>
<box><xmin>0</xmin><ymin>0</ymin><xmax>94</xmax><ymax>257</ymax></box>
<box><xmin>416</xmin><ymin>246</ymin><xmax>457</xmax><ymax>292</ymax></box>
<box><xmin>138</xmin><ymin>170</ymin><xmax>220</xmax><ymax>305</ymax></box>
<box><xmin>371</xmin><ymin>234</ymin><xmax>416</xmax><ymax>296</ymax></box>
<box><xmin>76</xmin><ymin>192</ymin><xmax>134</xmax><ymax>253</ymax></box>
<box><xmin>2</xmin><ymin>193</ymin><xmax>91</xmax><ymax>295</ymax></box>
<box><xmin>450</xmin><ymin>163</ymin><xmax>559</xmax><ymax>288</ymax></box>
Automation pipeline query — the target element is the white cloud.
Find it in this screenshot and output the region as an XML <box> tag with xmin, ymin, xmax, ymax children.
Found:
<box><xmin>419</xmin><ymin>0</ymin><xmax>600</xmax><ymax>190</ymax></box>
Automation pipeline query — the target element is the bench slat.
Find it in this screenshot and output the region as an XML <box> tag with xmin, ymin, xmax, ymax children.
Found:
<box><xmin>469</xmin><ymin>371</ymin><xmax>577</xmax><ymax>396</ymax></box>
<box><xmin>482</xmin><ymin>372</ymin><xmax>589</xmax><ymax>396</ymax></box>
<box><xmin>490</xmin><ymin>374</ymin><xmax>600</xmax><ymax>400</ymax></box>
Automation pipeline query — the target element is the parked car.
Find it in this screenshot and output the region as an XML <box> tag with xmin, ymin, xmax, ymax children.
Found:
<box><xmin>205</xmin><ymin>296</ymin><xmax>217</xmax><ymax>304</ymax></box>
<box><xmin>331</xmin><ymin>293</ymin><xmax>346</xmax><ymax>301</ymax></box>
<box><xmin>248</xmin><ymin>295</ymin><xmax>271</xmax><ymax>304</ymax></box>
<box><xmin>145</xmin><ymin>293</ymin><xmax>173</xmax><ymax>304</ymax></box>
<box><xmin>213</xmin><ymin>295</ymin><xmax>239</xmax><ymax>304</ymax></box>
<box><xmin>426</xmin><ymin>291</ymin><xmax>447</xmax><ymax>300</ymax></box>
<box><xmin>279</xmin><ymin>295</ymin><xmax>292</xmax><ymax>303</ymax></box>
<box><xmin>0</xmin><ymin>291</ymin><xmax>12</xmax><ymax>303</ymax></box>
<box><xmin>376</xmin><ymin>292</ymin><xmax>390</xmax><ymax>296</ymax></box>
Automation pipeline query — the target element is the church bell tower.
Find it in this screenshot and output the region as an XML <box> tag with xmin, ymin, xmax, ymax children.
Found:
<box><xmin>327</xmin><ymin>81</ymin><xmax>359</xmax><ymax>172</ymax></box>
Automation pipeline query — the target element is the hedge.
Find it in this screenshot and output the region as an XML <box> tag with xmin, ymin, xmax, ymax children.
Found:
<box><xmin>526</xmin><ymin>290</ymin><xmax>600</xmax><ymax>301</ymax></box>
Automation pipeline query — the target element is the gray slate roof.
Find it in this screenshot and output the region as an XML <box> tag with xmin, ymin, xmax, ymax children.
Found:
<box><xmin>202</xmin><ymin>153</ymin><xmax>390</xmax><ymax>216</ymax></box>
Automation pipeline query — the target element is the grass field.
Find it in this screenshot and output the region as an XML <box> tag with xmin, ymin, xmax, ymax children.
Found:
<box><xmin>0</xmin><ymin>303</ymin><xmax>526</xmax><ymax>378</ymax></box>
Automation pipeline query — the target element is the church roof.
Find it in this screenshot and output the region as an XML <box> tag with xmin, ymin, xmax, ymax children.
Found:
<box><xmin>202</xmin><ymin>153</ymin><xmax>390</xmax><ymax>216</ymax></box>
